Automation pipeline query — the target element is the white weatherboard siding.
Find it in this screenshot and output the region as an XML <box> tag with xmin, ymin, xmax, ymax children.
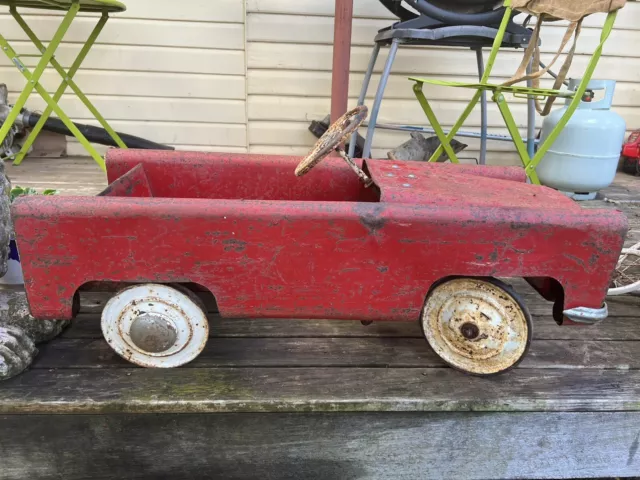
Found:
<box><xmin>0</xmin><ymin>0</ymin><xmax>639</xmax><ymax>165</ymax></box>
<box><xmin>0</xmin><ymin>0</ymin><xmax>247</xmax><ymax>155</ymax></box>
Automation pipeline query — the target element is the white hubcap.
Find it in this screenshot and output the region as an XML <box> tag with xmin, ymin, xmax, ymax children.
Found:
<box><xmin>422</xmin><ymin>278</ymin><xmax>530</xmax><ymax>375</ymax></box>
<box><xmin>102</xmin><ymin>284</ymin><xmax>209</xmax><ymax>368</ymax></box>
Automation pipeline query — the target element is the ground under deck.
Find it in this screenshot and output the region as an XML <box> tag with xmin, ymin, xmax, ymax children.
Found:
<box><xmin>2</xmin><ymin>158</ymin><xmax>640</xmax><ymax>480</ymax></box>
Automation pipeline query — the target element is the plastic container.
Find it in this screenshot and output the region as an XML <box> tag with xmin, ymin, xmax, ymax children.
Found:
<box><xmin>0</xmin><ymin>239</ymin><xmax>24</xmax><ymax>285</ymax></box>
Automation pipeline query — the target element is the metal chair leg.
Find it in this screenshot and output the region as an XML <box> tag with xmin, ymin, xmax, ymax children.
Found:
<box><xmin>475</xmin><ymin>48</ymin><xmax>487</xmax><ymax>165</ymax></box>
<box><xmin>526</xmin><ymin>59</ymin><xmax>536</xmax><ymax>159</ymax></box>
<box><xmin>363</xmin><ymin>38</ymin><xmax>399</xmax><ymax>159</ymax></box>
<box><xmin>349</xmin><ymin>43</ymin><xmax>380</xmax><ymax>158</ymax></box>
<box><xmin>414</xmin><ymin>82</ymin><xmax>463</xmax><ymax>164</ymax></box>
<box><xmin>494</xmin><ymin>92</ymin><xmax>541</xmax><ymax>184</ymax></box>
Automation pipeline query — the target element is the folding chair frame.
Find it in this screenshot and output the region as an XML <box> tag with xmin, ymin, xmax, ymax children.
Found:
<box><xmin>0</xmin><ymin>0</ymin><xmax>126</xmax><ymax>170</ymax></box>
<box><xmin>412</xmin><ymin>0</ymin><xmax>618</xmax><ymax>184</ymax></box>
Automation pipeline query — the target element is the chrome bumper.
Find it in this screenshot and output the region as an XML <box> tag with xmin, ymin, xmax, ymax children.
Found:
<box><xmin>563</xmin><ymin>304</ymin><xmax>609</xmax><ymax>325</ymax></box>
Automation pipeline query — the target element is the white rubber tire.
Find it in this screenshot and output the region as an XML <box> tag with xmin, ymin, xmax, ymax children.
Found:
<box><xmin>102</xmin><ymin>284</ymin><xmax>209</xmax><ymax>368</ymax></box>
<box><xmin>422</xmin><ymin>278</ymin><xmax>532</xmax><ymax>376</ymax></box>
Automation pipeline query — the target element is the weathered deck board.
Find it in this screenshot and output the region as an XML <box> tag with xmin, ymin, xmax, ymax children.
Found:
<box><xmin>31</xmin><ymin>335</ymin><xmax>640</xmax><ymax>371</ymax></box>
<box><xmin>2</xmin><ymin>412</ymin><xmax>640</xmax><ymax>480</ymax></box>
<box><xmin>5</xmin><ymin>157</ymin><xmax>106</xmax><ymax>196</ymax></box>
<box><xmin>60</xmin><ymin>313</ymin><xmax>640</xmax><ymax>341</ymax></box>
<box><xmin>3</xmin><ymin>367</ymin><xmax>640</xmax><ymax>414</ymax></box>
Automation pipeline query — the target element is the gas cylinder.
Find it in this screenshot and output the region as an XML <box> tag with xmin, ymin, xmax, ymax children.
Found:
<box><xmin>536</xmin><ymin>80</ymin><xmax>627</xmax><ymax>200</ymax></box>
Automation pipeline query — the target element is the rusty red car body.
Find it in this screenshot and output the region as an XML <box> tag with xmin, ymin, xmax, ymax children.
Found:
<box><xmin>13</xmin><ymin>150</ymin><xmax>628</xmax><ymax>327</ymax></box>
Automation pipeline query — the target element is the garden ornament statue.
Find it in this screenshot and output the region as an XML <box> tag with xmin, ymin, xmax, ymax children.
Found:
<box><xmin>0</xmin><ymin>164</ymin><xmax>67</xmax><ymax>381</ymax></box>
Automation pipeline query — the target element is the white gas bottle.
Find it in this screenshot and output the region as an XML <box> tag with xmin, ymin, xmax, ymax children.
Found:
<box><xmin>537</xmin><ymin>79</ymin><xmax>626</xmax><ymax>201</ymax></box>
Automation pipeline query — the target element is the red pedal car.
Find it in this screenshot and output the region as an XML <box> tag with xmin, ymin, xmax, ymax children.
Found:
<box><xmin>12</xmin><ymin>108</ymin><xmax>628</xmax><ymax>375</ymax></box>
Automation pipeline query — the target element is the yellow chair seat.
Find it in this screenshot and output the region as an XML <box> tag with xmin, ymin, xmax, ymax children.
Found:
<box><xmin>409</xmin><ymin>77</ymin><xmax>575</xmax><ymax>99</ymax></box>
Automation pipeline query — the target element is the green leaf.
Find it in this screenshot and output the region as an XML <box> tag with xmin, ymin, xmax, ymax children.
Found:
<box><xmin>10</xmin><ymin>186</ymin><xmax>59</xmax><ymax>202</ymax></box>
<box><xmin>10</xmin><ymin>186</ymin><xmax>25</xmax><ymax>202</ymax></box>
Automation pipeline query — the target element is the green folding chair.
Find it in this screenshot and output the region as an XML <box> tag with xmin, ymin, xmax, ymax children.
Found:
<box><xmin>0</xmin><ymin>0</ymin><xmax>127</xmax><ymax>170</ymax></box>
<box><xmin>409</xmin><ymin>0</ymin><xmax>620</xmax><ymax>184</ymax></box>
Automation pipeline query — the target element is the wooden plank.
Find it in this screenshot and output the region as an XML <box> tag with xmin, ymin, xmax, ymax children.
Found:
<box><xmin>247</xmin><ymin>94</ymin><xmax>640</xmax><ymax>128</ymax></box>
<box><xmin>1</xmin><ymin>42</ymin><xmax>246</xmax><ymax>75</ymax></box>
<box><xmin>247</xmin><ymin>69</ymin><xmax>640</xmax><ymax>107</ymax></box>
<box><xmin>60</xmin><ymin>314</ymin><xmax>640</xmax><ymax>342</ymax></box>
<box><xmin>0</xmin><ymin>16</ymin><xmax>245</xmax><ymax>50</ymax></box>
<box><xmin>115</xmin><ymin>0</ymin><xmax>245</xmax><ymax>23</ymax></box>
<box><xmin>1</xmin><ymin>412</ymin><xmax>639</xmax><ymax>479</ymax></box>
<box><xmin>246</xmin><ymin>42</ymin><xmax>640</xmax><ymax>83</ymax></box>
<box><xmin>246</xmin><ymin>0</ymin><xmax>640</xmax><ymax>31</ymax></box>
<box><xmin>3</xmin><ymin>0</ymin><xmax>246</xmax><ymax>23</ymax></box>
<box><xmin>2</xmin><ymin>367</ymin><xmax>640</xmax><ymax>413</ymax></box>
<box><xmin>3</xmin><ymin>68</ymin><xmax>246</xmax><ymax>100</ymax></box>
<box><xmin>17</xmin><ymin>95</ymin><xmax>247</xmax><ymax>124</ymax></box>
<box><xmin>247</xmin><ymin>12</ymin><xmax>640</xmax><ymax>58</ymax></box>
<box><xmin>247</xmin><ymin>0</ymin><xmax>395</xmax><ymax>18</ymax></box>
<box><xmin>31</xmin><ymin>336</ymin><xmax>640</xmax><ymax>370</ymax></box>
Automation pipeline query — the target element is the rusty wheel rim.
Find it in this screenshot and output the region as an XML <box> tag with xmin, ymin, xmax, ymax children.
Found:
<box><xmin>102</xmin><ymin>284</ymin><xmax>209</xmax><ymax>368</ymax></box>
<box><xmin>295</xmin><ymin>106</ymin><xmax>368</xmax><ymax>177</ymax></box>
<box><xmin>422</xmin><ymin>278</ymin><xmax>530</xmax><ymax>376</ymax></box>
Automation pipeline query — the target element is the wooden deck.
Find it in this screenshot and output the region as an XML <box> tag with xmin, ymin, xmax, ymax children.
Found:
<box><xmin>2</xmin><ymin>158</ymin><xmax>640</xmax><ymax>479</ymax></box>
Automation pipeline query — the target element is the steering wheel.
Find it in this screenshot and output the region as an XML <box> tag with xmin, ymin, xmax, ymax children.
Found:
<box><xmin>295</xmin><ymin>106</ymin><xmax>373</xmax><ymax>187</ymax></box>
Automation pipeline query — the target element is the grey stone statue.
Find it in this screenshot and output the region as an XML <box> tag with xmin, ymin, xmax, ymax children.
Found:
<box><xmin>387</xmin><ymin>132</ymin><xmax>468</xmax><ymax>163</ymax></box>
<box><xmin>0</xmin><ymin>161</ymin><xmax>68</xmax><ymax>381</ymax></box>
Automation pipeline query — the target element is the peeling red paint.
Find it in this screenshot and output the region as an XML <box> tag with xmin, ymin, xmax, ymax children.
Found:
<box><xmin>12</xmin><ymin>150</ymin><xmax>628</xmax><ymax>324</ymax></box>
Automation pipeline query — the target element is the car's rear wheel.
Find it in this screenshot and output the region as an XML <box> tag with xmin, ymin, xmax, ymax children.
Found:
<box><xmin>102</xmin><ymin>284</ymin><xmax>209</xmax><ymax>368</ymax></box>
<box><xmin>421</xmin><ymin>277</ymin><xmax>532</xmax><ymax>376</ymax></box>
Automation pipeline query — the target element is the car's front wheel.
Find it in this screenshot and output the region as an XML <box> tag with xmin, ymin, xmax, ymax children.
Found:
<box><xmin>102</xmin><ymin>284</ymin><xmax>209</xmax><ymax>368</ymax></box>
<box><xmin>421</xmin><ymin>277</ymin><xmax>532</xmax><ymax>376</ymax></box>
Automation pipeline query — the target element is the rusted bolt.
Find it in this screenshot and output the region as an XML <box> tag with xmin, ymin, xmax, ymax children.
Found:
<box><xmin>460</xmin><ymin>322</ymin><xmax>480</xmax><ymax>340</ymax></box>
<box><xmin>129</xmin><ymin>314</ymin><xmax>177</xmax><ymax>353</ymax></box>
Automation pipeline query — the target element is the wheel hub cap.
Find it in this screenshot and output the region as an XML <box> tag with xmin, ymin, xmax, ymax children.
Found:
<box><xmin>440</xmin><ymin>296</ymin><xmax>509</xmax><ymax>361</ymax></box>
<box><xmin>101</xmin><ymin>284</ymin><xmax>209</xmax><ymax>368</ymax></box>
<box><xmin>129</xmin><ymin>314</ymin><xmax>178</xmax><ymax>353</ymax></box>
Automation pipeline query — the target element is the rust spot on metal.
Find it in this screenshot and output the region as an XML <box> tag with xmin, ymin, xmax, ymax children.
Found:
<box><xmin>223</xmin><ymin>239</ymin><xmax>247</xmax><ymax>252</ymax></box>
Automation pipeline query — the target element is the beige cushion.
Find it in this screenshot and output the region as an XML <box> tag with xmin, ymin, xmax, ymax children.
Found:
<box><xmin>511</xmin><ymin>0</ymin><xmax>626</xmax><ymax>22</ymax></box>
